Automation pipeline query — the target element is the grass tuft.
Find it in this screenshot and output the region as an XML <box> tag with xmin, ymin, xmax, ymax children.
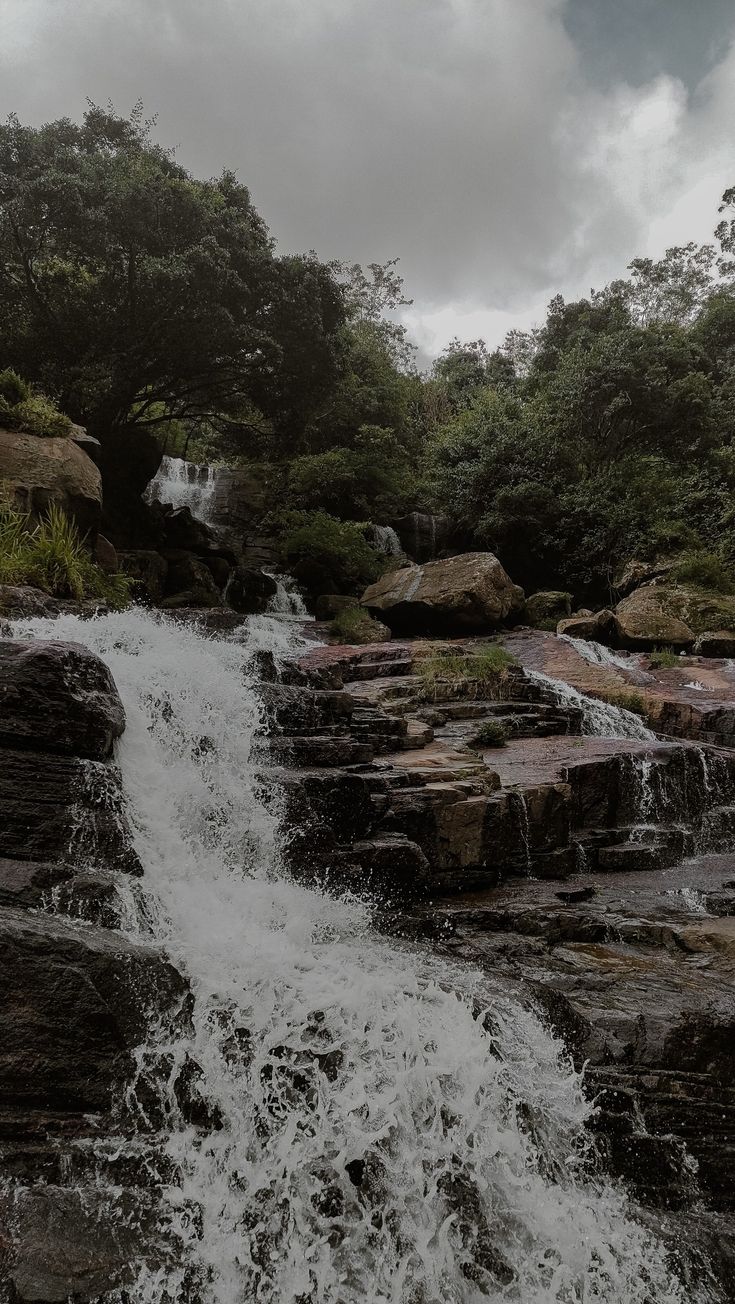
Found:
<box><xmin>0</xmin><ymin>501</ymin><xmax>131</xmax><ymax>608</ymax></box>
<box><xmin>329</xmin><ymin>604</ymin><xmax>388</xmax><ymax>644</ymax></box>
<box><xmin>648</xmin><ymin>647</ymin><xmax>680</xmax><ymax>669</ymax></box>
<box><xmin>417</xmin><ymin>645</ymin><xmax>517</xmax><ymax>701</ymax></box>
<box><xmin>468</xmin><ymin>718</ymin><xmax>508</xmax><ymax>749</ymax></box>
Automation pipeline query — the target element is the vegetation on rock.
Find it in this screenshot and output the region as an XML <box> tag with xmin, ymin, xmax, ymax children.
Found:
<box><xmin>329</xmin><ymin>604</ymin><xmax>389</xmax><ymax>644</ymax></box>
<box><xmin>0</xmin><ymin>370</ymin><xmax>72</xmax><ymax>439</ymax></box>
<box><xmin>281</xmin><ymin>511</ymin><xmax>386</xmax><ymax>596</ymax></box>
<box><xmin>0</xmin><ymin>503</ymin><xmax>130</xmax><ymax>607</ymax></box>
<box><xmin>417</xmin><ymin>645</ymin><xmax>516</xmax><ymax>700</ymax></box>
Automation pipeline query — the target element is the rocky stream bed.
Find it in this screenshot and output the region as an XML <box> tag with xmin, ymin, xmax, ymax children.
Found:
<box><xmin>1</xmin><ymin>606</ymin><xmax>735</xmax><ymax>1300</ymax></box>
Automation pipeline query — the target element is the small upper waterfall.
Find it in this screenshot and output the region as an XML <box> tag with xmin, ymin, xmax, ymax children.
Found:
<box><xmin>373</xmin><ymin>525</ymin><xmax>403</xmax><ymax>556</ymax></box>
<box><xmin>528</xmin><ymin>668</ymin><xmax>656</xmax><ymax>741</ymax></box>
<box><xmin>11</xmin><ymin>608</ymin><xmax>691</xmax><ymax>1303</ymax></box>
<box><xmin>145</xmin><ymin>455</ymin><xmax>218</xmax><ymax>524</ymax></box>
<box><xmin>264</xmin><ymin>571</ymin><xmax>310</xmax><ymax>618</ymax></box>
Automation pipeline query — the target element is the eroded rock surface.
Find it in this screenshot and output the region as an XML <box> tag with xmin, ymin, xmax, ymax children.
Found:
<box><xmin>361</xmin><ymin>551</ymin><xmax>524</xmax><ymax>634</ymax></box>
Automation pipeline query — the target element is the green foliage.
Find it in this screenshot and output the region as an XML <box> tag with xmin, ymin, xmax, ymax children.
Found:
<box><xmin>329</xmin><ymin>605</ymin><xmax>387</xmax><ymax>644</ymax></box>
<box><xmin>468</xmin><ymin>718</ymin><xmax>508</xmax><ymax>749</ymax></box>
<box><xmin>607</xmin><ymin>689</ymin><xmax>647</xmax><ymax>717</ymax></box>
<box><xmin>0</xmin><ymin>502</ymin><xmax>131</xmax><ymax>607</ymax></box>
<box><xmin>417</xmin><ymin>646</ymin><xmax>516</xmax><ymax>700</ymax></box>
<box><xmin>648</xmin><ymin>647</ymin><xmax>680</xmax><ymax>669</ymax></box>
<box><xmin>0</xmin><ymin>370</ymin><xmax>72</xmax><ymax>437</ymax></box>
<box><xmin>287</xmin><ymin>428</ymin><xmax>412</xmax><ymax>520</ymax></box>
<box><xmin>282</xmin><ymin>511</ymin><xmax>386</xmax><ymax>596</ymax></box>
<box><xmin>0</xmin><ymin>106</ymin><xmax>345</xmax><ymax>447</ymax></box>
<box><xmin>669</xmin><ymin>550</ymin><xmax>735</xmax><ymax>594</ymax></box>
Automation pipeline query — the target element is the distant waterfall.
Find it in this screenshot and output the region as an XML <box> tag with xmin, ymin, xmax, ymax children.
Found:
<box><xmin>373</xmin><ymin>525</ymin><xmax>403</xmax><ymax>556</ymax></box>
<box><xmin>145</xmin><ymin>456</ymin><xmax>218</xmax><ymax>524</ymax></box>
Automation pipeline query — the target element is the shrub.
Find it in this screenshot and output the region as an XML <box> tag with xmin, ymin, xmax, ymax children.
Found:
<box><xmin>417</xmin><ymin>645</ymin><xmax>517</xmax><ymax>700</ymax></box>
<box><xmin>468</xmin><ymin>718</ymin><xmax>508</xmax><ymax>748</ymax></box>
<box><xmin>0</xmin><ymin>370</ymin><xmax>72</xmax><ymax>438</ymax></box>
<box><xmin>648</xmin><ymin>647</ymin><xmax>680</xmax><ymax>669</ymax></box>
<box><xmin>0</xmin><ymin>502</ymin><xmax>131</xmax><ymax>608</ymax></box>
<box><xmin>607</xmin><ymin>689</ymin><xmax>647</xmax><ymax>717</ymax></box>
<box><xmin>329</xmin><ymin>605</ymin><xmax>388</xmax><ymax>644</ymax></box>
<box><xmin>282</xmin><ymin>510</ymin><xmax>387</xmax><ymax>595</ymax></box>
<box><xmin>669</xmin><ymin>550</ymin><xmax>734</xmax><ymax>594</ymax></box>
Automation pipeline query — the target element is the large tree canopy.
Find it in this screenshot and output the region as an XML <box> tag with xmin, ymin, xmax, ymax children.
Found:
<box><xmin>0</xmin><ymin>104</ymin><xmax>346</xmax><ymax>443</ymax></box>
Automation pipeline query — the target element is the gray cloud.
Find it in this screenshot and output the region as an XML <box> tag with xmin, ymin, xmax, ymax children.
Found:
<box><xmin>3</xmin><ymin>1</ymin><xmax>735</xmax><ymax>352</ymax></box>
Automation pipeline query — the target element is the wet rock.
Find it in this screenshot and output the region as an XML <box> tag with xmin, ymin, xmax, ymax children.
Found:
<box><xmin>0</xmin><ymin>640</ymin><xmax>125</xmax><ymax>760</ymax></box>
<box><xmin>361</xmin><ymin>552</ymin><xmax>524</xmax><ymax>635</ymax></box>
<box><xmin>258</xmin><ymin>684</ymin><xmax>354</xmax><ymax>735</ymax></box>
<box><xmin>0</xmin><ymin>584</ymin><xmax>62</xmax><ymax>619</ymax></box>
<box><xmin>93</xmin><ymin>533</ymin><xmax>118</xmax><ymax>574</ymax></box>
<box><xmin>390</xmin><ymin>511</ymin><xmax>452</xmax><ymax>562</ymax></box>
<box><xmin>227</xmin><ymin>565</ymin><xmax>278</xmax><ymax>614</ymax></box>
<box><xmin>694</xmin><ymin>630</ymin><xmax>735</xmax><ymax>657</ymax></box>
<box><xmin>0</xmin><ymin>427</ymin><xmax>102</xmax><ymax>535</ymax></box>
<box><xmin>315</xmin><ymin>594</ymin><xmax>359</xmax><ymax>620</ymax></box>
<box><xmin>161</xmin><ymin>551</ymin><xmax>223</xmax><ymax>608</ymax></box>
<box><xmin>98</xmin><ymin>427</ymin><xmax>163</xmax><ymax>548</ymax></box>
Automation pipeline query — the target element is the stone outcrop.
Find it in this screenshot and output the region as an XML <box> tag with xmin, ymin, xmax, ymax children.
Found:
<box><xmin>0</xmin><ymin>427</ymin><xmax>102</xmax><ymax>534</ymax></box>
<box><xmin>0</xmin><ymin>640</ymin><xmax>125</xmax><ymax>759</ymax></box>
<box><xmin>97</xmin><ymin>427</ymin><xmax>163</xmax><ymax>548</ymax></box>
<box><xmin>524</xmin><ymin>590</ymin><xmax>572</xmax><ymax>627</ymax></box>
<box><xmin>557</xmin><ymin>609</ymin><xmax>615</xmax><ymax>641</ymax></box>
<box><xmin>614</xmin><ymin>586</ymin><xmax>695</xmax><ymax>649</ymax></box>
<box><xmin>389</xmin><ymin>512</ymin><xmax>452</xmax><ymax>562</ymax></box>
<box><xmin>361</xmin><ymin>551</ymin><xmax>524</xmax><ymax>634</ymax></box>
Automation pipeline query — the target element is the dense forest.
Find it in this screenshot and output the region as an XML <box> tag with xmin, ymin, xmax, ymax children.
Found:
<box><xmin>3</xmin><ymin>104</ymin><xmax>735</xmax><ymax>604</ymax></box>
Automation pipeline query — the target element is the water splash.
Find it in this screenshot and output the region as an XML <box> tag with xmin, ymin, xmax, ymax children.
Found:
<box><xmin>11</xmin><ymin>609</ymin><xmax>693</xmax><ymax>1302</ymax></box>
<box><xmin>560</xmin><ymin>637</ymin><xmax>637</xmax><ymax>673</ymax></box>
<box><xmin>527</xmin><ymin>670</ymin><xmax>655</xmax><ymax>741</ymax></box>
<box><xmin>145</xmin><ymin>456</ymin><xmax>218</xmax><ymax>524</ymax></box>
<box><xmin>372</xmin><ymin>525</ymin><xmax>403</xmax><ymax>556</ymax></box>
<box><xmin>264</xmin><ymin>572</ymin><xmax>310</xmax><ymax>619</ymax></box>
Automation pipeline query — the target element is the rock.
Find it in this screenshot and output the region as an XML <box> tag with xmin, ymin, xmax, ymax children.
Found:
<box><xmin>0</xmin><ymin>906</ymin><xmax>184</xmax><ymax>1113</ymax></box>
<box><xmin>694</xmin><ymin>630</ymin><xmax>735</xmax><ymax>657</ymax></box>
<box><xmin>361</xmin><ymin>552</ymin><xmax>524</xmax><ymax>634</ymax></box>
<box><xmin>161</xmin><ymin>551</ymin><xmax>223</xmax><ymax>609</ymax></box>
<box><xmin>614</xmin><ymin>557</ymin><xmax>674</xmax><ymax>597</ymax></box>
<box><xmin>0</xmin><ymin>427</ymin><xmax>102</xmax><ymax>534</ymax></box>
<box><xmin>118</xmin><ymin>549</ymin><xmax>168</xmax><ymax>603</ymax></box>
<box><xmin>390</xmin><ymin>512</ymin><xmax>452</xmax><ymax>562</ymax></box>
<box><xmin>0</xmin><ymin>585</ymin><xmax>61</xmax><ymax>619</ymax></box>
<box><xmin>525</xmin><ymin>591</ymin><xmax>572</xmax><ymax>627</ymax></box>
<box><xmin>162</xmin><ymin>505</ymin><xmax>213</xmax><ymax>553</ymax></box>
<box><xmin>614</xmin><ymin>587</ymin><xmax>695</xmax><ymax>649</ymax></box>
<box><xmin>315</xmin><ymin>594</ymin><xmax>358</xmax><ymax>620</ymax></box>
<box><xmin>93</xmin><ymin>534</ymin><xmax>118</xmax><ymax>574</ymax></box>
<box><xmin>557</xmin><ymin>609</ymin><xmax>616</xmax><ymax>642</ymax></box>
<box><xmin>226</xmin><ymin>565</ymin><xmax>278</xmax><ymax>614</ymax></box>
<box><xmin>0</xmin><ymin>640</ymin><xmax>125</xmax><ymax>760</ymax></box>
<box><xmin>97</xmin><ymin>428</ymin><xmax>163</xmax><ymax>548</ymax></box>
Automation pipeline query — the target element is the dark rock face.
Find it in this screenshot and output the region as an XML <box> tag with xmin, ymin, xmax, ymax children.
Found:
<box><xmin>97</xmin><ymin>428</ymin><xmax>163</xmax><ymax>549</ymax></box>
<box><xmin>227</xmin><ymin>565</ymin><xmax>278</xmax><ymax>614</ymax></box>
<box><xmin>0</xmin><ymin>640</ymin><xmax>125</xmax><ymax>760</ymax></box>
<box><xmin>390</xmin><ymin>512</ymin><xmax>452</xmax><ymax>562</ymax></box>
<box><xmin>524</xmin><ymin>590</ymin><xmax>572</xmax><ymax>627</ymax></box>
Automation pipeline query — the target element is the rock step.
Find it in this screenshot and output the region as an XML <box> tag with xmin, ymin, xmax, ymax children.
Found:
<box><xmin>265</xmin><ymin>737</ymin><xmax>374</xmax><ymax>768</ymax></box>
<box><xmin>596</xmin><ymin>841</ymin><xmax>676</xmax><ymax>874</ymax></box>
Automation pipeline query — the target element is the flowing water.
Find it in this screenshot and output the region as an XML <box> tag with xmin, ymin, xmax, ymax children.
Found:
<box><xmin>10</xmin><ymin>610</ymin><xmax>694</xmax><ymax>1302</ymax></box>
<box><xmin>527</xmin><ymin>669</ymin><xmax>656</xmax><ymax>741</ymax></box>
<box><xmin>372</xmin><ymin>526</ymin><xmax>403</xmax><ymax>557</ymax></box>
<box><xmin>264</xmin><ymin>571</ymin><xmax>311</xmax><ymax>618</ymax></box>
<box><xmin>558</xmin><ymin>637</ymin><xmax>637</xmax><ymax>674</ymax></box>
<box><xmin>145</xmin><ymin>456</ymin><xmax>218</xmax><ymax>524</ymax></box>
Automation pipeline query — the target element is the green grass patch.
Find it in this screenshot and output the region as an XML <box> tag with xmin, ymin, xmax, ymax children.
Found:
<box><xmin>0</xmin><ymin>370</ymin><xmax>72</xmax><ymax>438</ymax></box>
<box><xmin>648</xmin><ymin>647</ymin><xmax>680</xmax><ymax>669</ymax></box>
<box><xmin>607</xmin><ymin>688</ymin><xmax>648</xmax><ymax>717</ymax></box>
<box><xmin>0</xmin><ymin>502</ymin><xmax>131</xmax><ymax>608</ymax></box>
<box><xmin>417</xmin><ymin>645</ymin><xmax>517</xmax><ymax>700</ymax></box>
<box><xmin>468</xmin><ymin>718</ymin><xmax>508</xmax><ymax>749</ymax></box>
<box><xmin>669</xmin><ymin>549</ymin><xmax>735</xmax><ymax>594</ymax></box>
<box><xmin>329</xmin><ymin>604</ymin><xmax>387</xmax><ymax>644</ymax></box>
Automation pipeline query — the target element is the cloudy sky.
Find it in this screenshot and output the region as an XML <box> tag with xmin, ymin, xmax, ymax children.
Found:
<box><xmin>3</xmin><ymin>0</ymin><xmax>734</xmax><ymax>360</ymax></box>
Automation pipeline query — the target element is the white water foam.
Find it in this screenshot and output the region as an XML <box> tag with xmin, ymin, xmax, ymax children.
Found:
<box><xmin>11</xmin><ymin>609</ymin><xmax>692</xmax><ymax>1302</ymax></box>
<box><xmin>559</xmin><ymin>637</ymin><xmax>635</xmax><ymax>673</ymax></box>
<box><xmin>264</xmin><ymin>571</ymin><xmax>310</xmax><ymax>619</ymax></box>
<box><xmin>527</xmin><ymin>669</ymin><xmax>656</xmax><ymax>741</ymax></box>
<box><xmin>373</xmin><ymin>525</ymin><xmax>403</xmax><ymax>556</ymax></box>
<box><xmin>145</xmin><ymin>456</ymin><xmax>218</xmax><ymax>524</ymax></box>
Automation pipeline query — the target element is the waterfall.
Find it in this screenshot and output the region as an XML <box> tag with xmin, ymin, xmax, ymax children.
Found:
<box><xmin>559</xmin><ymin>637</ymin><xmax>644</xmax><ymax>675</ymax></box>
<box><xmin>264</xmin><ymin>571</ymin><xmax>310</xmax><ymax>618</ymax></box>
<box><xmin>527</xmin><ymin>669</ymin><xmax>656</xmax><ymax>742</ymax></box>
<box><xmin>373</xmin><ymin>525</ymin><xmax>403</xmax><ymax>557</ymax></box>
<box><xmin>145</xmin><ymin>455</ymin><xmax>218</xmax><ymax>524</ymax></box>
<box><xmin>10</xmin><ymin>610</ymin><xmax>693</xmax><ymax>1302</ymax></box>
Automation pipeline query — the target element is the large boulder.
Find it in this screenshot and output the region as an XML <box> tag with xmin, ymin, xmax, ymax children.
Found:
<box><xmin>614</xmin><ymin>582</ymin><xmax>735</xmax><ymax>649</ymax></box>
<box><xmin>0</xmin><ymin>427</ymin><xmax>101</xmax><ymax>534</ymax></box>
<box><xmin>361</xmin><ymin>552</ymin><xmax>524</xmax><ymax>634</ymax></box>
<box><xmin>693</xmin><ymin>631</ymin><xmax>735</xmax><ymax>658</ymax></box>
<box><xmin>614</xmin><ymin>586</ymin><xmax>694</xmax><ymax>649</ymax></box>
<box><xmin>161</xmin><ymin>551</ymin><xmax>223</xmax><ymax>609</ymax></box>
<box><xmin>118</xmin><ymin>550</ymin><xmax>168</xmax><ymax>604</ymax></box>
<box><xmin>0</xmin><ymin>640</ymin><xmax>125</xmax><ymax>760</ymax></box>
<box><xmin>226</xmin><ymin>565</ymin><xmax>278</xmax><ymax>614</ymax></box>
<box><xmin>613</xmin><ymin>557</ymin><xmax>674</xmax><ymax>597</ymax></box>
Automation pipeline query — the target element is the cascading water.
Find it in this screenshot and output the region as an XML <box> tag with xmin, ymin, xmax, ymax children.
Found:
<box><xmin>146</xmin><ymin>455</ymin><xmax>218</xmax><ymax>524</ymax></box>
<box><xmin>527</xmin><ymin>669</ymin><xmax>655</xmax><ymax>742</ymax></box>
<box><xmin>373</xmin><ymin>526</ymin><xmax>403</xmax><ymax>557</ymax></box>
<box><xmin>10</xmin><ymin>610</ymin><xmax>695</xmax><ymax>1302</ymax></box>
<box><xmin>264</xmin><ymin>571</ymin><xmax>310</xmax><ymax>619</ymax></box>
<box><xmin>559</xmin><ymin>637</ymin><xmax>647</xmax><ymax>677</ymax></box>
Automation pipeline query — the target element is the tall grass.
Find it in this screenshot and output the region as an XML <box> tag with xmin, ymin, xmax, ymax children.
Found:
<box><xmin>0</xmin><ymin>502</ymin><xmax>131</xmax><ymax>608</ymax></box>
<box><xmin>417</xmin><ymin>645</ymin><xmax>517</xmax><ymax>700</ymax></box>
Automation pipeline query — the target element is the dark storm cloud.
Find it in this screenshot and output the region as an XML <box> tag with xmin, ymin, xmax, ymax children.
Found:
<box><xmin>3</xmin><ymin>1</ymin><xmax>735</xmax><ymax>351</ymax></box>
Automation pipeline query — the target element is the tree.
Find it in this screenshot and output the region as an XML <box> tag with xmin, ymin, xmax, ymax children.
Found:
<box><xmin>0</xmin><ymin>104</ymin><xmax>346</xmax><ymax>444</ymax></box>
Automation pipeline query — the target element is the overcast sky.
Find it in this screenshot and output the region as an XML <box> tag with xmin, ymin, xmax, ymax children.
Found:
<box><xmin>3</xmin><ymin>0</ymin><xmax>734</xmax><ymax>360</ymax></box>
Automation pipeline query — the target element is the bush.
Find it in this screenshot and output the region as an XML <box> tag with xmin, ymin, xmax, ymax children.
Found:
<box><xmin>329</xmin><ymin>605</ymin><xmax>388</xmax><ymax>644</ymax></box>
<box><xmin>669</xmin><ymin>549</ymin><xmax>734</xmax><ymax>594</ymax></box>
<box><xmin>648</xmin><ymin>647</ymin><xmax>680</xmax><ymax>669</ymax></box>
<box><xmin>0</xmin><ymin>370</ymin><xmax>72</xmax><ymax>438</ymax></box>
<box><xmin>607</xmin><ymin>688</ymin><xmax>647</xmax><ymax>717</ymax></box>
<box><xmin>468</xmin><ymin>718</ymin><xmax>508</xmax><ymax>748</ymax></box>
<box><xmin>0</xmin><ymin>502</ymin><xmax>131</xmax><ymax>607</ymax></box>
<box><xmin>282</xmin><ymin>510</ymin><xmax>387</xmax><ymax>595</ymax></box>
<box><xmin>417</xmin><ymin>645</ymin><xmax>517</xmax><ymax>700</ymax></box>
